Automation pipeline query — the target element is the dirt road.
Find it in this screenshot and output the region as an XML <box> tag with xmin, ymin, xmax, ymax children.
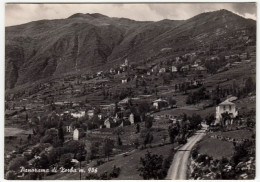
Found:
<box><xmin>166</xmin><ymin>126</ymin><xmax>206</xmax><ymax>180</ymax></box>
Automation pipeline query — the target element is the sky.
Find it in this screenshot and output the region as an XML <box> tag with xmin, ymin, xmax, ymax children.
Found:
<box><xmin>5</xmin><ymin>2</ymin><xmax>257</xmax><ymax>26</ymax></box>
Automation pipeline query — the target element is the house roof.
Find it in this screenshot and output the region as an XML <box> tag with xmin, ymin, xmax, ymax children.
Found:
<box><xmin>136</xmin><ymin>66</ymin><xmax>148</xmax><ymax>70</ymax></box>
<box><xmin>181</xmin><ymin>65</ymin><xmax>189</xmax><ymax>69</ymax></box>
<box><xmin>118</xmin><ymin>97</ymin><xmax>130</xmax><ymax>104</ymax></box>
<box><xmin>153</xmin><ymin>98</ymin><xmax>168</xmax><ymax>103</ymax></box>
<box><xmin>219</xmin><ymin>100</ymin><xmax>235</xmax><ymax>106</ymax></box>
<box><xmin>74</xmin><ymin>128</ymin><xmax>85</xmax><ymax>133</ymax></box>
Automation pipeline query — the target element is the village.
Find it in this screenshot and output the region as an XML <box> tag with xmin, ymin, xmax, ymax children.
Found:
<box><xmin>4</xmin><ymin>38</ymin><xmax>256</xmax><ymax>180</ymax></box>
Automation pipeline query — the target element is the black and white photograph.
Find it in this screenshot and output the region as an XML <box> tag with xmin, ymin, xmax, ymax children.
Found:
<box><xmin>3</xmin><ymin>1</ymin><xmax>257</xmax><ymax>180</ymax></box>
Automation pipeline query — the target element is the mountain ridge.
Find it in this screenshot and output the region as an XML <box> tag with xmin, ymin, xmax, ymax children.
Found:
<box><xmin>5</xmin><ymin>9</ymin><xmax>256</xmax><ymax>89</ymax></box>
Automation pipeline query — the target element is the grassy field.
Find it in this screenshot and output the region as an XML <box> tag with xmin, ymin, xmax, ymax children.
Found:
<box><xmin>208</xmin><ymin>129</ymin><xmax>254</xmax><ymax>140</ymax></box>
<box><xmin>235</xmin><ymin>96</ymin><xmax>256</xmax><ymax>114</ymax></box>
<box><xmin>197</xmin><ymin>136</ymin><xmax>234</xmax><ymax>160</ymax></box>
<box><xmin>153</xmin><ymin>105</ymin><xmax>215</xmax><ymax>119</ymax></box>
<box><xmin>46</xmin><ymin>143</ymin><xmax>176</xmax><ymax>180</ymax></box>
<box><xmin>197</xmin><ymin>128</ymin><xmax>253</xmax><ymax>160</ymax></box>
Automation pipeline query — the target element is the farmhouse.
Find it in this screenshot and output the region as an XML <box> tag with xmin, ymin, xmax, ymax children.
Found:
<box><xmin>71</xmin><ymin>111</ymin><xmax>85</xmax><ymax>118</ymax></box>
<box><xmin>215</xmin><ymin>100</ymin><xmax>238</xmax><ymax>125</ymax></box>
<box><xmin>159</xmin><ymin>68</ymin><xmax>166</xmax><ymax>73</ymax></box>
<box><xmin>122</xmin><ymin>77</ymin><xmax>130</xmax><ymax>84</ymax></box>
<box><xmin>86</xmin><ymin>110</ymin><xmax>94</xmax><ymax>119</ymax></box>
<box><xmin>104</xmin><ymin>117</ymin><xmax>115</xmax><ymax>128</ymax></box>
<box><xmin>73</xmin><ymin>128</ymin><xmax>85</xmax><ymax>140</ymax></box>
<box><xmin>129</xmin><ymin>113</ymin><xmax>135</xmax><ymax>124</ymax></box>
<box><xmin>54</xmin><ymin>101</ymin><xmax>64</xmax><ymax>106</ymax></box>
<box><xmin>171</xmin><ymin>66</ymin><xmax>178</xmax><ymax>72</ymax></box>
<box><xmin>65</xmin><ymin>125</ymin><xmax>73</xmax><ymax>133</ymax></box>
<box><xmin>152</xmin><ymin>98</ymin><xmax>168</xmax><ymax>110</ymax></box>
<box><xmin>180</xmin><ymin>65</ymin><xmax>190</xmax><ymax>72</ymax></box>
<box><xmin>110</xmin><ymin>68</ymin><xmax>116</xmax><ymax>74</ymax></box>
<box><xmin>96</xmin><ymin>71</ymin><xmax>103</xmax><ymax>77</ymax></box>
<box><xmin>196</xmin><ymin>66</ymin><xmax>207</xmax><ymax>72</ymax></box>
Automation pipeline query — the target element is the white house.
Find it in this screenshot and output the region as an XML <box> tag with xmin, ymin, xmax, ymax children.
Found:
<box><xmin>66</xmin><ymin>125</ymin><xmax>72</xmax><ymax>133</ymax></box>
<box><xmin>122</xmin><ymin>78</ymin><xmax>128</xmax><ymax>84</ymax></box>
<box><xmin>73</xmin><ymin>129</ymin><xmax>79</xmax><ymax>141</ymax></box>
<box><xmin>71</xmin><ymin>111</ymin><xmax>85</xmax><ymax>118</ymax></box>
<box><xmin>86</xmin><ymin>110</ymin><xmax>94</xmax><ymax>119</ymax></box>
<box><xmin>171</xmin><ymin>66</ymin><xmax>178</xmax><ymax>72</ymax></box>
<box><xmin>129</xmin><ymin>113</ymin><xmax>135</xmax><ymax>124</ymax></box>
<box><xmin>180</xmin><ymin>65</ymin><xmax>190</xmax><ymax>72</ymax></box>
<box><xmin>159</xmin><ymin>68</ymin><xmax>166</xmax><ymax>73</ymax></box>
<box><xmin>97</xmin><ymin>71</ymin><xmax>103</xmax><ymax>77</ymax></box>
<box><xmin>110</xmin><ymin>68</ymin><xmax>116</xmax><ymax>74</ymax></box>
<box><xmin>104</xmin><ymin>118</ymin><xmax>113</xmax><ymax>128</ymax></box>
<box><xmin>152</xmin><ymin>99</ymin><xmax>168</xmax><ymax>110</ymax></box>
<box><xmin>122</xmin><ymin>77</ymin><xmax>130</xmax><ymax>84</ymax></box>
<box><xmin>98</xmin><ymin>114</ymin><xmax>103</xmax><ymax>120</ymax></box>
<box><xmin>215</xmin><ymin>100</ymin><xmax>238</xmax><ymax>125</ymax></box>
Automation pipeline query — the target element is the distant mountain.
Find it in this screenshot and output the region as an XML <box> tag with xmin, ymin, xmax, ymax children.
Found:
<box><xmin>5</xmin><ymin>9</ymin><xmax>256</xmax><ymax>89</ymax></box>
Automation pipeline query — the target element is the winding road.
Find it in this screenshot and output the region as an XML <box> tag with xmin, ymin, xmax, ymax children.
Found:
<box><xmin>166</xmin><ymin>125</ymin><xmax>207</xmax><ymax>180</ymax></box>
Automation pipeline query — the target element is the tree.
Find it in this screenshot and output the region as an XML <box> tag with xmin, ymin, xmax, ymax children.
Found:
<box><xmin>117</xmin><ymin>136</ymin><xmax>122</xmax><ymax>146</ymax></box>
<box><xmin>138</xmin><ymin>151</ymin><xmax>165</xmax><ymax>179</ymax></box>
<box><xmin>27</xmin><ymin>134</ymin><xmax>32</xmax><ymax>143</ymax></box>
<box><xmin>34</xmin><ymin>153</ymin><xmax>49</xmax><ymax>169</ymax></box>
<box><xmin>114</xmin><ymin>102</ymin><xmax>119</xmax><ymax>115</ymax></box>
<box><xmin>103</xmin><ymin>138</ymin><xmax>115</xmax><ymax>161</ymax></box>
<box><xmin>58</xmin><ymin>122</ymin><xmax>64</xmax><ymax>144</ymax></box>
<box><xmin>6</xmin><ymin>170</ymin><xmax>16</xmax><ymax>180</ymax></box>
<box><xmin>63</xmin><ymin>140</ymin><xmax>86</xmax><ymax>156</ymax></box>
<box><xmin>31</xmin><ymin>146</ymin><xmax>41</xmax><ymax>157</ymax></box>
<box><xmin>162</xmin><ymin>135</ymin><xmax>167</xmax><ymax>144</ymax></box>
<box><xmin>59</xmin><ymin>153</ymin><xmax>74</xmax><ymax>168</ymax></box>
<box><xmin>144</xmin><ymin>116</ymin><xmax>154</xmax><ymax>130</ymax></box>
<box><xmin>138</xmin><ymin>102</ymin><xmax>150</xmax><ymax>118</ymax></box>
<box><xmin>89</xmin><ymin>142</ymin><xmax>100</xmax><ymax>160</ymax></box>
<box><xmin>133</xmin><ymin>138</ymin><xmax>140</xmax><ymax>149</ymax></box>
<box><xmin>232</xmin><ymin>142</ymin><xmax>249</xmax><ymax>165</ymax></box>
<box><xmin>8</xmin><ymin>157</ymin><xmax>28</xmax><ymax>171</ymax></box>
<box><xmin>141</xmin><ymin>131</ymin><xmax>153</xmax><ymax>148</ymax></box>
<box><xmin>168</xmin><ymin>124</ymin><xmax>179</xmax><ymax>144</ymax></box>
<box><xmin>48</xmin><ymin>148</ymin><xmax>59</xmax><ymax>165</ymax></box>
<box><xmin>162</xmin><ymin>73</ymin><xmax>171</xmax><ymax>85</ymax></box>
<box><xmin>136</xmin><ymin>123</ymin><xmax>140</xmax><ymax>133</ymax></box>
<box><xmin>245</xmin><ymin>77</ymin><xmax>255</xmax><ymax>94</ymax></box>
<box><xmin>205</xmin><ymin>114</ymin><xmax>215</xmax><ymax>126</ymax></box>
<box><xmin>113</xmin><ymin>128</ymin><xmax>124</xmax><ymax>146</ymax></box>
<box><xmin>221</xmin><ymin>112</ymin><xmax>231</xmax><ymax>126</ymax></box>
<box><xmin>168</xmin><ymin>97</ymin><xmax>176</xmax><ymax>107</ymax></box>
<box><xmin>188</xmin><ymin>114</ymin><xmax>202</xmax><ymax>130</ymax></box>
<box><xmin>113</xmin><ymin>127</ymin><xmax>124</xmax><ymax>137</ymax></box>
<box><xmin>25</xmin><ymin>112</ymin><xmax>28</xmax><ymax>122</ymax></box>
<box><xmin>246</xmin><ymin>118</ymin><xmax>254</xmax><ymax>127</ymax></box>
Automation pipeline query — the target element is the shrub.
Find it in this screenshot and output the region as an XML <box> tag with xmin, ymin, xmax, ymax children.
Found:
<box><xmin>109</xmin><ymin>165</ymin><xmax>121</xmax><ymax>178</ymax></box>
<box><xmin>138</xmin><ymin>151</ymin><xmax>164</xmax><ymax>179</ymax></box>
<box><xmin>100</xmin><ymin>172</ymin><xmax>111</xmax><ymax>180</ymax></box>
<box><xmin>85</xmin><ymin>173</ymin><xmax>100</xmax><ymax>180</ymax></box>
<box><xmin>196</xmin><ymin>154</ymin><xmax>208</xmax><ymax>164</ymax></box>
<box><xmin>191</xmin><ymin>148</ymin><xmax>198</xmax><ymax>159</ymax></box>
<box><xmin>96</xmin><ymin>159</ymin><xmax>105</xmax><ymax>166</ymax></box>
<box><xmin>59</xmin><ymin>153</ymin><xmax>73</xmax><ymax>169</ymax></box>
